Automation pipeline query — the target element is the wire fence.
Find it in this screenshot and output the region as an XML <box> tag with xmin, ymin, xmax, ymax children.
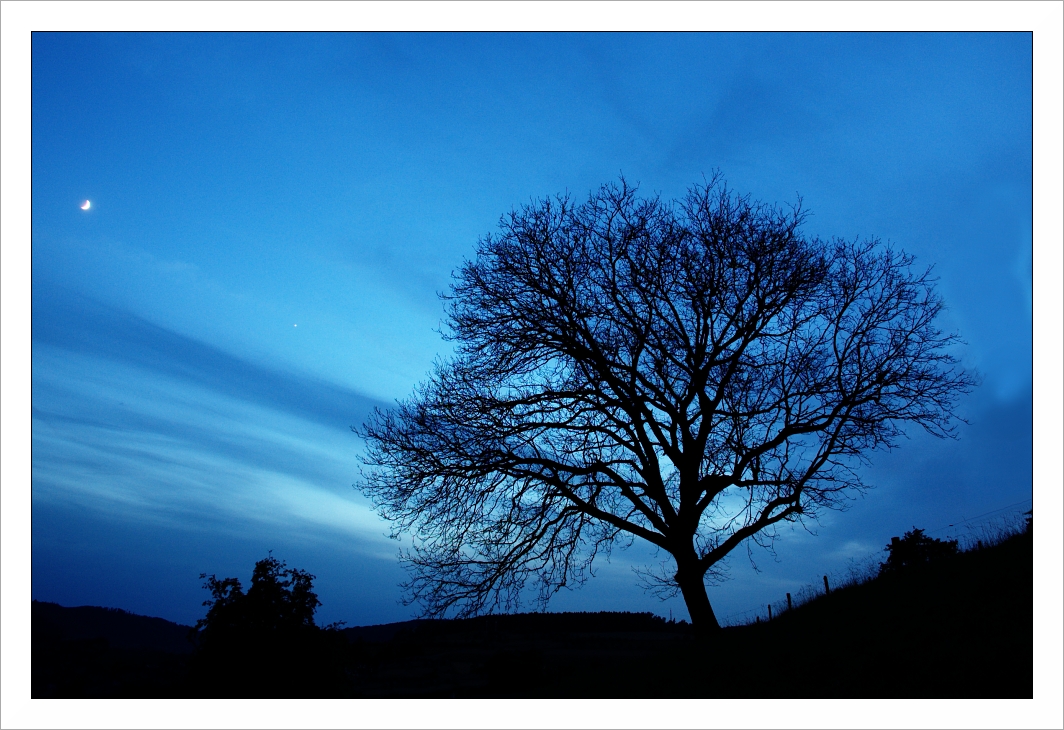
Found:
<box><xmin>719</xmin><ymin>499</ymin><xmax>1032</xmax><ymax>628</ymax></box>
<box><xmin>924</xmin><ymin>498</ymin><xmax>1032</xmax><ymax>550</ymax></box>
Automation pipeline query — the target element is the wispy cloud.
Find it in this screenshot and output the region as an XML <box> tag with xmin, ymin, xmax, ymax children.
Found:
<box><xmin>32</xmin><ymin>287</ymin><xmax>391</xmax><ymax>547</ymax></box>
<box><xmin>33</xmin><ymin>287</ymin><xmax>384</xmax><ymax>431</ymax></box>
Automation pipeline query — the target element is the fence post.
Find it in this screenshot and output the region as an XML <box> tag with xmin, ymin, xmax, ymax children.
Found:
<box><xmin>786</xmin><ymin>593</ymin><xmax>792</xmax><ymax>611</ymax></box>
<box><xmin>823</xmin><ymin>575</ymin><xmax>830</xmax><ymax>594</ymax></box>
<box><xmin>767</xmin><ymin>604</ymin><xmax>772</xmax><ymax>621</ymax></box>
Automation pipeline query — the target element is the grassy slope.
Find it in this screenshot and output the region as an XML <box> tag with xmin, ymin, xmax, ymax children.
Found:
<box><xmin>343</xmin><ymin>530</ymin><xmax>1032</xmax><ymax>698</ymax></box>
<box><xmin>667</xmin><ymin>528</ymin><xmax>1033</xmax><ymax>698</ymax></box>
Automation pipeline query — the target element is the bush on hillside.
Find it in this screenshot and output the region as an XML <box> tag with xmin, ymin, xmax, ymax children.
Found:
<box><xmin>879</xmin><ymin>528</ymin><xmax>959</xmax><ymax>575</ymax></box>
<box><xmin>188</xmin><ymin>555</ymin><xmax>349</xmax><ymax>697</ymax></box>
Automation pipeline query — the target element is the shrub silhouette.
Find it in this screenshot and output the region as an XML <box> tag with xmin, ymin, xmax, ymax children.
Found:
<box><xmin>196</xmin><ymin>555</ymin><xmax>320</xmax><ymax>640</ymax></box>
<box><xmin>879</xmin><ymin>528</ymin><xmax>959</xmax><ymax>575</ymax></box>
<box><xmin>188</xmin><ymin>555</ymin><xmax>348</xmax><ymax>697</ymax></box>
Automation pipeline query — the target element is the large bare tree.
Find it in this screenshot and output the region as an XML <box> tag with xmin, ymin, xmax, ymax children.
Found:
<box><xmin>356</xmin><ymin>176</ymin><xmax>974</xmax><ymax>632</ymax></box>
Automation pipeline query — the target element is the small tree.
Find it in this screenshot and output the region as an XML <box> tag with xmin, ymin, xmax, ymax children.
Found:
<box><xmin>191</xmin><ymin>555</ymin><xmax>346</xmax><ymax>696</ymax></box>
<box><xmin>195</xmin><ymin>554</ymin><xmax>321</xmax><ymax>646</ymax></box>
<box><xmin>880</xmin><ymin>528</ymin><xmax>960</xmax><ymax>574</ymax></box>
<box><xmin>357</xmin><ymin>175</ymin><xmax>975</xmax><ymax>633</ymax></box>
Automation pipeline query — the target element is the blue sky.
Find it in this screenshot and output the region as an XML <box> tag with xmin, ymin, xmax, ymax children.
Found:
<box><xmin>27</xmin><ymin>32</ymin><xmax>1036</xmax><ymax>629</ymax></box>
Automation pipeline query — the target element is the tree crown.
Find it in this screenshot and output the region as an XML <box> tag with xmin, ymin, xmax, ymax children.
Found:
<box><xmin>880</xmin><ymin>528</ymin><xmax>960</xmax><ymax>574</ymax></box>
<box><xmin>357</xmin><ymin>175</ymin><xmax>975</xmax><ymax>623</ymax></box>
<box><xmin>195</xmin><ymin>554</ymin><xmax>321</xmax><ymax>642</ymax></box>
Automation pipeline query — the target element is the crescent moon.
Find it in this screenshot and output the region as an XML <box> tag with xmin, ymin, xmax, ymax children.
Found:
<box><xmin>80</xmin><ymin>200</ymin><xmax>91</xmax><ymax>210</ymax></box>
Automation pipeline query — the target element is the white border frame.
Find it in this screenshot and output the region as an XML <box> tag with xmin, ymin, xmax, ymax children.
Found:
<box><xmin>3</xmin><ymin>3</ymin><xmax>1061</xmax><ymax>729</ymax></box>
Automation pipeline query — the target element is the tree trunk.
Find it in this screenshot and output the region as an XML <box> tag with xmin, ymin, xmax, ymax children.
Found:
<box><xmin>676</xmin><ymin>565</ymin><xmax>722</xmax><ymax>634</ymax></box>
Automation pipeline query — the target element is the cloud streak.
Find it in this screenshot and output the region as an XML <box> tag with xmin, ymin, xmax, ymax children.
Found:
<box><xmin>32</xmin><ymin>286</ymin><xmax>393</xmax><ymax>549</ymax></box>
<box><xmin>33</xmin><ymin>286</ymin><xmax>385</xmax><ymax>432</ymax></box>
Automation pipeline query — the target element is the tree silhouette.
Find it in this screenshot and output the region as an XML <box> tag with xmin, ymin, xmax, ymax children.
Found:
<box><xmin>880</xmin><ymin>528</ymin><xmax>960</xmax><ymax>574</ymax></box>
<box><xmin>190</xmin><ymin>555</ymin><xmax>347</xmax><ymax>696</ymax></box>
<box><xmin>195</xmin><ymin>555</ymin><xmax>320</xmax><ymax>643</ymax></box>
<box><xmin>357</xmin><ymin>175</ymin><xmax>975</xmax><ymax>633</ymax></box>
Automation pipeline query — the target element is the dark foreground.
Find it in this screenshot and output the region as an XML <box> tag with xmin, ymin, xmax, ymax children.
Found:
<box><xmin>32</xmin><ymin>530</ymin><xmax>1032</xmax><ymax>698</ymax></box>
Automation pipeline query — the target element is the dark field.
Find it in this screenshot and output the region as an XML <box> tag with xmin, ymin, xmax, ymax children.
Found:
<box><xmin>32</xmin><ymin>529</ymin><xmax>1032</xmax><ymax>698</ymax></box>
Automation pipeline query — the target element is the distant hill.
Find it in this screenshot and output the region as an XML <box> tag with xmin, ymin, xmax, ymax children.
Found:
<box><xmin>341</xmin><ymin>610</ymin><xmax>686</xmax><ymax>644</ymax></box>
<box><xmin>32</xmin><ymin>601</ymin><xmax>196</xmax><ymax>654</ymax></box>
<box><xmin>32</xmin><ymin>602</ymin><xmax>196</xmax><ymax>697</ymax></box>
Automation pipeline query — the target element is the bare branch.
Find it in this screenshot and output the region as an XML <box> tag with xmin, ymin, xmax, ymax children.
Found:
<box><xmin>355</xmin><ymin>175</ymin><xmax>976</xmax><ymax>629</ymax></box>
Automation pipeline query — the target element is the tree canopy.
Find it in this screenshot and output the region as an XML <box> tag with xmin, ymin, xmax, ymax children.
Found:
<box><xmin>357</xmin><ymin>175</ymin><xmax>975</xmax><ymax>632</ymax></box>
<box><xmin>195</xmin><ymin>554</ymin><xmax>321</xmax><ymax>644</ymax></box>
<box><xmin>880</xmin><ymin>528</ymin><xmax>960</xmax><ymax>574</ymax></box>
<box><xmin>190</xmin><ymin>555</ymin><xmax>348</xmax><ymax>696</ymax></box>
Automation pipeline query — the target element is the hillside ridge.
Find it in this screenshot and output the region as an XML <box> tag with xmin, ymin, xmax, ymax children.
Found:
<box><xmin>31</xmin><ymin>528</ymin><xmax>1031</xmax><ymax>697</ymax></box>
